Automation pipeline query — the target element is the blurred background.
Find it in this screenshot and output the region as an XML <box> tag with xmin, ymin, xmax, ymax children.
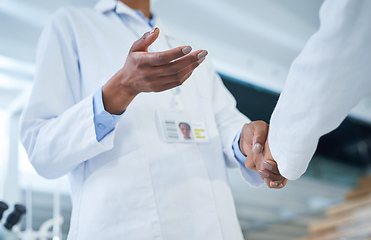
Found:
<box><xmin>1</xmin><ymin>0</ymin><xmax>371</xmax><ymax>239</ymax></box>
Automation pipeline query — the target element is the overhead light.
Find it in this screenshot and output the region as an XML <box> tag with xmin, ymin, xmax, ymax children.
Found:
<box><xmin>0</xmin><ymin>73</ymin><xmax>32</xmax><ymax>89</ymax></box>
<box><xmin>0</xmin><ymin>55</ymin><xmax>35</xmax><ymax>76</ymax></box>
<box><xmin>0</xmin><ymin>0</ymin><xmax>50</xmax><ymax>28</ymax></box>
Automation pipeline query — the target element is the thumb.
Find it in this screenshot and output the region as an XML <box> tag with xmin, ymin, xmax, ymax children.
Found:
<box><xmin>130</xmin><ymin>27</ymin><xmax>159</xmax><ymax>53</ymax></box>
<box><xmin>252</xmin><ymin>142</ymin><xmax>263</xmax><ymax>155</ymax></box>
<box><xmin>251</xmin><ymin>121</ymin><xmax>269</xmax><ymax>154</ymax></box>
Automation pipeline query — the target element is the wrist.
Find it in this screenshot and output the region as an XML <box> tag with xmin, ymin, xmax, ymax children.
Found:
<box><xmin>239</xmin><ymin>138</ymin><xmax>246</xmax><ymax>156</ymax></box>
<box><xmin>102</xmin><ymin>70</ymin><xmax>138</xmax><ymax>115</ymax></box>
<box><xmin>239</xmin><ymin>124</ymin><xmax>247</xmax><ymax>156</ymax></box>
<box><xmin>116</xmin><ymin>68</ymin><xmax>139</xmax><ymax>98</ymax></box>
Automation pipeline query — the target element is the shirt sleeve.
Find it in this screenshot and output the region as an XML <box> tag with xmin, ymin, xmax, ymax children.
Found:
<box><xmin>93</xmin><ymin>87</ymin><xmax>123</xmax><ymax>141</ymax></box>
<box><xmin>268</xmin><ymin>0</ymin><xmax>371</xmax><ymax>180</ymax></box>
<box><xmin>232</xmin><ymin>128</ymin><xmax>265</xmax><ymax>187</ymax></box>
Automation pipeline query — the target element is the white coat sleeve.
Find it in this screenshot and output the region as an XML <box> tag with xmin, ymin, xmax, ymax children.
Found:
<box><xmin>20</xmin><ymin>11</ymin><xmax>116</xmax><ymax>179</ymax></box>
<box><xmin>268</xmin><ymin>0</ymin><xmax>371</xmax><ymax>180</ymax></box>
<box><xmin>210</xmin><ymin>67</ymin><xmax>264</xmax><ymax>186</ymax></box>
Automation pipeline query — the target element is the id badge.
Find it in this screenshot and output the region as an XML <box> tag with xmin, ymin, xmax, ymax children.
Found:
<box><xmin>156</xmin><ymin>109</ymin><xmax>209</xmax><ymax>143</ymax></box>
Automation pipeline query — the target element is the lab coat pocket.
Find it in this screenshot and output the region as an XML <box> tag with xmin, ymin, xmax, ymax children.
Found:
<box><xmin>78</xmin><ymin>149</ymin><xmax>161</xmax><ymax>238</ymax></box>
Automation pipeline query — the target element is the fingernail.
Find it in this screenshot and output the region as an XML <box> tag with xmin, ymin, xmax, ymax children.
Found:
<box><xmin>182</xmin><ymin>46</ymin><xmax>192</xmax><ymax>55</ymax></box>
<box><xmin>197</xmin><ymin>50</ymin><xmax>208</xmax><ymax>60</ymax></box>
<box><xmin>261</xmin><ymin>161</ymin><xmax>273</xmax><ymax>170</ymax></box>
<box><xmin>270</xmin><ymin>182</ymin><xmax>280</xmax><ymax>188</ymax></box>
<box><xmin>197</xmin><ymin>57</ymin><xmax>206</xmax><ymax>64</ymax></box>
<box><xmin>258</xmin><ymin>170</ymin><xmax>269</xmax><ymax>178</ymax></box>
<box><xmin>253</xmin><ymin>143</ymin><xmax>262</xmax><ymax>154</ymax></box>
<box><xmin>149</xmin><ymin>27</ymin><xmax>157</xmax><ymax>34</ymax></box>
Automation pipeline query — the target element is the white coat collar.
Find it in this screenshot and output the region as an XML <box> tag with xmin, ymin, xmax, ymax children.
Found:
<box><xmin>94</xmin><ymin>0</ymin><xmax>174</xmax><ymax>41</ymax></box>
<box><xmin>95</xmin><ymin>0</ymin><xmax>150</xmax><ymax>20</ymax></box>
<box><xmin>94</xmin><ymin>0</ymin><xmax>117</xmax><ymax>13</ymax></box>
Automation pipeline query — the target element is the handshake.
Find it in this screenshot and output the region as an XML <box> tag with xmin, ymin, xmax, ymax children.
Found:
<box><xmin>240</xmin><ymin>121</ymin><xmax>288</xmax><ymax>189</ymax></box>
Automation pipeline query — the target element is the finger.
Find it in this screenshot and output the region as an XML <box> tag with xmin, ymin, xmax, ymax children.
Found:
<box><xmin>245</xmin><ymin>144</ymin><xmax>264</xmax><ymax>171</ymax></box>
<box><xmin>150</xmin><ymin>71</ymin><xmax>193</xmax><ymax>92</ymax></box>
<box><xmin>163</xmin><ymin>72</ymin><xmax>192</xmax><ymax>90</ymax></box>
<box><xmin>130</xmin><ymin>27</ymin><xmax>160</xmax><ymax>53</ymax></box>
<box><xmin>152</xmin><ymin>56</ymin><xmax>204</xmax><ymax>85</ymax></box>
<box><xmin>270</xmin><ymin>179</ymin><xmax>288</xmax><ymax>189</ymax></box>
<box><xmin>251</xmin><ymin>121</ymin><xmax>269</xmax><ymax>154</ymax></box>
<box><xmin>151</xmin><ymin>50</ymin><xmax>206</xmax><ymax>76</ymax></box>
<box><xmin>265</xmin><ymin>179</ymin><xmax>271</xmax><ymax>188</ymax></box>
<box><xmin>261</xmin><ymin>160</ymin><xmax>280</xmax><ymax>175</ymax></box>
<box><xmin>148</xmin><ymin>48</ymin><xmax>207</xmax><ymax>67</ymax></box>
<box><xmin>269</xmin><ymin>181</ymin><xmax>283</xmax><ymax>189</ymax></box>
<box><xmin>239</xmin><ymin>123</ymin><xmax>254</xmax><ymax>157</ymax></box>
<box><xmin>252</xmin><ymin>142</ymin><xmax>263</xmax><ymax>155</ymax></box>
<box><xmin>270</xmin><ymin>181</ymin><xmax>281</xmax><ymax>188</ymax></box>
<box><xmin>266</xmin><ymin>179</ymin><xmax>282</xmax><ymax>189</ymax></box>
<box><xmin>258</xmin><ymin>170</ymin><xmax>285</xmax><ymax>182</ymax></box>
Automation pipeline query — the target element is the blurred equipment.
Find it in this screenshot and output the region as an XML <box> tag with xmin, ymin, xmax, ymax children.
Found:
<box><xmin>0</xmin><ymin>202</ymin><xmax>8</xmax><ymax>221</ymax></box>
<box><xmin>0</xmin><ymin>203</ymin><xmax>26</xmax><ymax>240</ymax></box>
<box><xmin>296</xmin><ymin>175</ymin><xmax>371</xmax><ymax>240</ymax></box>
<box><xmin>4</xmin><ymin>204</ymin><xmax>26</xmax><ymax>230</ymax></box>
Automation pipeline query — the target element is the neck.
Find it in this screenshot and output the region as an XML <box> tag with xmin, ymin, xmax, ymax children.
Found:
<box><xmin>118</xmin><ymin>0</ymin><xmax>151</xmax><ymax>18</ymax></box>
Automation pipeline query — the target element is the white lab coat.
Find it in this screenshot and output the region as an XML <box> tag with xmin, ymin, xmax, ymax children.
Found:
<box><xmin>20</xmin><ymin>0</ymin><xmax>262</xmax><ymax>239</ymax></box>
<box><xmin>269</xmin><ymin>0</ymin><xmax>371</xmax><ymax>180</ymax></box>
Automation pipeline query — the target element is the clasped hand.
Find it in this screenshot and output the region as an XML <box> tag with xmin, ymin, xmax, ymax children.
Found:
<box><xmin>240</xmin><ymin>121</ymin><xmax>288</xmax><ymax>189</ymax></box>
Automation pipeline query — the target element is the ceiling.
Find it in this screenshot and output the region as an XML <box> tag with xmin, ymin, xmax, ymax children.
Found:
<box><xmin>1</xmin><ymin>0</ymin><xmax>371</xmax><ymax>122</ymax></box>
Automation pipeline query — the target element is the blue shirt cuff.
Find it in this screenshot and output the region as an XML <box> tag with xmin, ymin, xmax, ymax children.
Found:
<box><xmin>93</xmin><ymin>87</ymin><xmax>123</xmax><ymax>142</ymax></box>
<box><xmin>232</xmin><ymin>127</ymin><xmax>265</xmax><ymax>187</ymax></box>
<box><xmin>232</xmin><ymin>127</ymin><xmax>247</xmax><ymax>164</ymax></box>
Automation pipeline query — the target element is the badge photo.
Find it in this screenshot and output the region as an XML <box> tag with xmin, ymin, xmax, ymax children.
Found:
<box><xmin>156</xmin><ymin>109</ymin><xmax>209</xmax><ymax>143</ymax></box>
